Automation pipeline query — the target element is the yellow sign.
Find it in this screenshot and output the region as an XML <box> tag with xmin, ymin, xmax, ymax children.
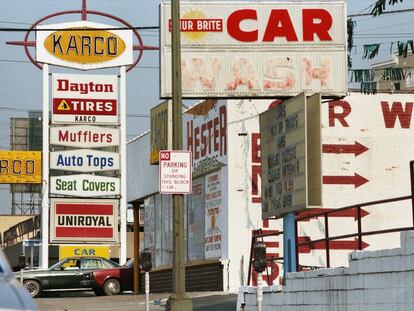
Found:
<box><xmin>59</xmin><ymin>245</ymin><xmax>110</xmax><ymax>260</ymax></box>
<box><xmin>57</xmin><ymin>100</ymin><xmax>70</xmax><ymax>111</ymax></box>
<box><xmin>44</xmin><ymin>28</ymin><xmax>126</xmax><ymax>64</ymax></box>
<box><xmin>150</xmin><ymin>100</ymin><xmax>171</xmax><ymax>165</ymax></box>
<box><xmin>0</xmin><ymin>151</ymin><xmax>41</xmax><ymax>184</ymax></box>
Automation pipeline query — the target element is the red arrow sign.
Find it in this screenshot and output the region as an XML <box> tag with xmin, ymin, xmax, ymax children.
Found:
<box><xmin>323</xmin><ymin>173</ymin><xmax>369</xmax><ymax>188</ymax></box>
<box><xmin>298</xmin><ymin>236</ymin><xmax>369</xmax><ymax>253</ymax></box>
<box><xmin>322</xmin><ymin>141</ymin><xmax>369</xmax><ymax>157</ymax></box>
<box><xmin>298</xmin><ymin>208</ymin><xmax>369</xmax><ymax>221</ymax></box>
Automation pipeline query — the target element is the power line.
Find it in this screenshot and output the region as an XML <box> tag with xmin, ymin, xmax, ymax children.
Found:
<box><xmin>348</xmin><ymin>8</ymin><xmax>414</xmax><ymax>18</ymax></box>
<box><xmin>0</xmin><ymin>26</ymin><xmax>159</xmax><ymax>32</ymax></box>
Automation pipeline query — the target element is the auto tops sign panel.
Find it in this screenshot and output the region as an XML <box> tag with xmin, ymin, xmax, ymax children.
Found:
<box><xmin>160</xmin><ymin>1</ymin><xmax>347</xmax><ymax>98</ymax></box>
<box><xmin>0</xmin><ymin>151</ymin><xmax>42</xmax><ymax>184</ymax></box>
<box><xmin>36</xmin><ymin>21</ymin><xmax>133</xmax><ymax>70</ymax></box>
<box><xmin>59</xmin><ymin>245</ymin><xmax>110</xmax><ymax>259</ymax></box>
<box><xmin>50</xmin><ymin>174</ymin><xmax>120</xmax><ymax>197</ymax></box>
<box><xmin>50</xmin><ymin>198</ymin><xmax>118</xmax><ymax>243</ymax></box>
<box><xmin>50</xmin><ymin>125</ymin><xmax>119</xmax><ymax>148</ymax></box>
<box><xmin>50</xmin><ymin>149</ymin><xmax>120</xmax><ymax>172</ymax></box>
<box><xmin>52</xmin><ymin>73</ymin><xmax>118</xmax><ymax>124</ymax></box>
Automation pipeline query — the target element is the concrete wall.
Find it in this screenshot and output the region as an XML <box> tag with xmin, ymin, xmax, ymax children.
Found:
<box><xmin>239</xmin><ymin>230</ymin><xmax>414</xmax><ymax>311</ymax></box>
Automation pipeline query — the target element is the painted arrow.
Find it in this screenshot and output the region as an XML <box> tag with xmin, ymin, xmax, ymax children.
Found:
<box><xmin>322</xmin><ymin>141</ymin><xmax>369</xmax><ymax>157</ymax></box>
<box><xmin>323</xmin><ymin>173</ymin><xmax>369</xmax><ymax>188</ymax></box>
<box><xmin>298</xmin><ymin>208</ymin><xmax>370</xmax><ymax>221</ymax></box>
<box><xmin>298</xmin><ymin>236</ymin><xmax>369</xmax><ymax>253</ymax></box>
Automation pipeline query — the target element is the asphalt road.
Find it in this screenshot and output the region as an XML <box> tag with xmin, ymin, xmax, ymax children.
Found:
<box><xmin>35</xmin><ymin>291</ymin><xmax>237</xmax><ymax>311</ymax></box>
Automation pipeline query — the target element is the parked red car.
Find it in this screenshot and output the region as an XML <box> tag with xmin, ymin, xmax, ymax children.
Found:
<box><xmin>82</xmin><ymin>258</ymin><xmax>134</xmax><ymax>296</ymax></box>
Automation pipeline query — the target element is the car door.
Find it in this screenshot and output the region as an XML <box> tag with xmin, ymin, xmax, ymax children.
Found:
<box><xmin>49</xmin><ymin>258</ymin><xmax>83</xmax><ymax>289</ymax></box>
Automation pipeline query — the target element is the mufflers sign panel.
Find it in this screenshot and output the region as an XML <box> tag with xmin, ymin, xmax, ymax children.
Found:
<box><xmin>50</xmin><ymin>125</ymin><xmax>119</xmax><ymax>148</ymax></box>
<box><xmin>50</xmin><ymin>174</ymin><xmax>120</xmax><ymax>197</ymax></box>
<box><xmin>50</xmin><ymin>149</ymin><xmax>120</xmax><ymax>172</ymax></box>
<box><xmin>50</xmin><ymin>198</ymin><xmax>118</xmax><ymax>243</ymax></box>
<box><xmin>36</xmin><ymin>21</ymin><xmax>133</xmax><ymax>70</ymax></box>
<box><xmin>0</xmin><ymin>151</ymin><xmax>42</xmax><ymax>184</ymax></box>
<box><xmin>52</xmin><ymin>73</ymin><xmax>118</xmax><ymax>124</ymax></box>
<box><xmin>160</xmin><ymin>1</ymin><xmax>346</xmax><ymax>98</ymax></box>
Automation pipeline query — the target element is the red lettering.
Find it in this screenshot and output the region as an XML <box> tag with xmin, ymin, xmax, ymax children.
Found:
<box><xmin>381</xmin><ymin>101</ymin><xmax>413</xmax><ymax>128</ymax></box>
<box><xmin>252</xmin><ymin>165</ymin><xmax>261</xmax><ymax>204</ymax></box>
<box><xmin>252</xmin><ymin>133</ymin><xmax>261</xmax><ymax>164</ymax></box>
<box><xmin>194</xmin><ymin>126</ymin><xmax>200</xmax><ymax>159</ymax></box>
<box><xmin>263</xmin><ymin>9</ymin><xmax>298</xmax><ymax>42</ymax></box>
<box><xmin>303</xmin><ymin>9</ymin><xmax>332</xmax><ymax>41</ymax></box>
<box><xmin>227</xmin><ymin>9</ymin><xmax>258</xmax><ymax>42</ymax></box>
<box><xmin>207</xmin><ymin>120</ymin><xmax>213</xmax><ymax>154</ymax></box>
<box><xmin>201</xmin><ymin>123</ymin><xmax>207</xmax><ymax>157</ymax></box>
<box><xmin>219</xmin><ymin>105</ymin><xmax>227</xmax><ymax>157</ymax></box>
<box><xmin>187</xmin><ymin>120</ymin><xmax>193</xmax><ymax>154</ymax></box>
<box><xmin>213</xmin><ymin>117</ymin><xmax>219</xmax><ymax>152</ymax></box>
<box><xmin>329</xmin><ymin>100</ymin><xmax>351</xmax><ymax>127</ymax></box>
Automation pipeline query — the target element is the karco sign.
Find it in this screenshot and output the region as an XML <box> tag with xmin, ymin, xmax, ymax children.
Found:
<box><xmin>160</xmin><ymin>1</ymin><xmax>347</xmax><ymax>98</ymax></box>
<box><xmin>36</xmin><ymin>21</ymin><xmax>133</xmax><ymax>70</ymax></box>
<box><xmin>50</xmin><ymin>198</ymin><xmax>118</xmax><ymax>243</ymax></box>
<box><xmin>52</xmin><ymin>74</ymin><xmax>118</xmax><ymax>124</ymax></box>
<box><xmin>50</xmin><ymin>125</ymin><xmax>119</xmax><ymax>148</ymax></box>
<box><xmin>0</xmin><ymin>151</ymin><xmax>42</xmax><ymax>184</ymax></box>
<box><xmin>50</xmin><ymin>149</ymin><xmax>120</xmax><ymax>172</ymax></box>
<box><xmin>50</xmin><ymin>174</ymin><xmax>120</xmax><ymax>197</ymax></box>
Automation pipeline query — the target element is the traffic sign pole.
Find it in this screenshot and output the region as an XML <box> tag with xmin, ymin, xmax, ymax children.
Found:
<box><xmin>166</xmin><ymin>0</ymin><xmax>193</xmax><ymax>309</ymax></box>
<box><xmin>41</xmin><ymin>63</ymin><xmax>49</xmax><ymax>270</ymax></box>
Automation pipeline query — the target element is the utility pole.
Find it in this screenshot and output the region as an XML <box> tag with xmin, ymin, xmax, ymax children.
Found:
<box><xmin>166</xmin><ymin>0</ymin><xmax>193</xmax><ymax>310</ymax></box>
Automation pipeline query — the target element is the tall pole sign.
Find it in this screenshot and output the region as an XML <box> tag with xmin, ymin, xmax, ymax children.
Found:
<box><xmin>6</xmin><ymin>0</ymin><xmax>159</xmax><ymax>269</ymax></box>
<box><xmin>165</xmin><ymin>0</ymin><xmax>193</xmax><ymax>310</ymax></box>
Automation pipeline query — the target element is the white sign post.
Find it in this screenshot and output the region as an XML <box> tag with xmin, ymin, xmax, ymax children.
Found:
<box><xmin>159</xmin><ymin>150</ymin><xmax>192</xmax><ymax>194</ymax></box>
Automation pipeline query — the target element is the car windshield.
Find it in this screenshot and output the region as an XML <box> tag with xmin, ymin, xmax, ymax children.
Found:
<box><xmin>123</xmin><ymin>258</ymin><xmax>134</xmax><ymax>268</ymax></box>
<box><xmin>49</xmin><ymin>258</ymin><xmax>81</xmax><ymax>270</ymax></box>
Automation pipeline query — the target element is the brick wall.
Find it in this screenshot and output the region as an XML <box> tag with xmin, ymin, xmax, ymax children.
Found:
<box><xmin>238</xmin><ymin>231</ymin><xmax>414</xmax><ymax>311</ymax></box>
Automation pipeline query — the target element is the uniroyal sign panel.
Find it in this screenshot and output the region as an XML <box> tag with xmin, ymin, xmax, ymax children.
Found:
<box><xmin>36</xmin><ymin>21</ymin><xmax>133</xmax><ymax>70</ymax></box>
<box><xmin>50</xmin><ymin>125</ymin><xmax>119</xmax><ymax>148</ymax></box>
<box><xmin>52</xmin><ymin>74</ymin><xmax>118</xmax><ymax>124</ymax></box>
<box><xmin>50</xmin><ymin>174</ymin><xmax>120</xmax><ymax>197</ymax></box>
<box><xmin>50</xmin><ymin>149</ymin><xmax>120</xmax><ymax>172</ymax></box>
<box><xmin>160</xmin><ymin>1</ymin><xmax>347</xmax><ymax>98</ymax></box>
<box><xmin>50</xmin><ymin>198</ymin><xmax>118</xmax><ymax>243</ymax></box>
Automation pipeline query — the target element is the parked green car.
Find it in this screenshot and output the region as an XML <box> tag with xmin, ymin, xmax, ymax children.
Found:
<box><xmin>14</xmin><ymin>256</ymin><xmax>120</xmax><ymax>298</ymax></box>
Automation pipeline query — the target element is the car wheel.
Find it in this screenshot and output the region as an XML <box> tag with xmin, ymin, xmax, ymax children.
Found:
<box><xmin>93</xmin><ymin>288</ymin><xmax>104</xmax><ymax>296</ymax></box>
<box><xmin>23</xmin><ymin>279</ymin><xmax>41</xmax><ymax>298</ymax></box>
<box><xmin>103</xmin><ymin>278</ymin><xmax>121</xmax><ymax>296</ymax></box>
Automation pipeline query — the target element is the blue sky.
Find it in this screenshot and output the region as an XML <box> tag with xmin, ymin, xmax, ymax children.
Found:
<box><xmin>0</xmin><ymin>0</ymin><xmax>412</xmax><ymax>213</ymax></box>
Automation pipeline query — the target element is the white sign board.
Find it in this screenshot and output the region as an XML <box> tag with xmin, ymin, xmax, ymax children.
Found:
<box><xmin>36</xmin><ymin>21</ymin><xmax>133</xmax><ymax>70</ymax></box>
<box><xmin>160</xmin><ymin>1</ymin><xmax>347</xmax><ymax>98</ymax></box>
<box><xmin>50</xmin><ymin>125</ymin><xmax>119</xmax><ymax>148</ymax></box>
<box><xmin>50</xmin><ymin>174</ymin><xmax>120</xmax><ymax>197</ymax></box>
<box><xmin>159</xmin><ymin>150</ymin><xmax>192</xmax><ymax>194</ymax></box>
<box><xmin>50</xmin><ymin>149</ymin><xmax>120</xmax><ymax>172</ymax></box>
<box><xmin>52</xmin><ymin>74</ymin><xmax>118</xmax><ymax>124</ymax></box>
<box><xmin>50</xmin><ymin>198</ymin><xmax>118</xmax><ymax>243</ymax></box>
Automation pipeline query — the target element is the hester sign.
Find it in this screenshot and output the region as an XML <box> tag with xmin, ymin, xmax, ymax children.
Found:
<box><xmin>159</xmin><ymin>150</ymin><xmax>192</xmax><ymax>194</ymax></box>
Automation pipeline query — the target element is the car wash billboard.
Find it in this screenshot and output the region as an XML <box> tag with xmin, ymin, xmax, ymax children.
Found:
<box><xmin>52</xmin><ymin>73</ymin><xmax>118</xmax><ymax>124</ymax></box>
<box><xmin>160</xmin><ymin>1</ymin><xmax>347</xmax><ymax>98</ymax></box>
<box><xmin>50</xmin><ymin>198</ymin><xmax>118</xmax><ymax>243</ymax></box>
